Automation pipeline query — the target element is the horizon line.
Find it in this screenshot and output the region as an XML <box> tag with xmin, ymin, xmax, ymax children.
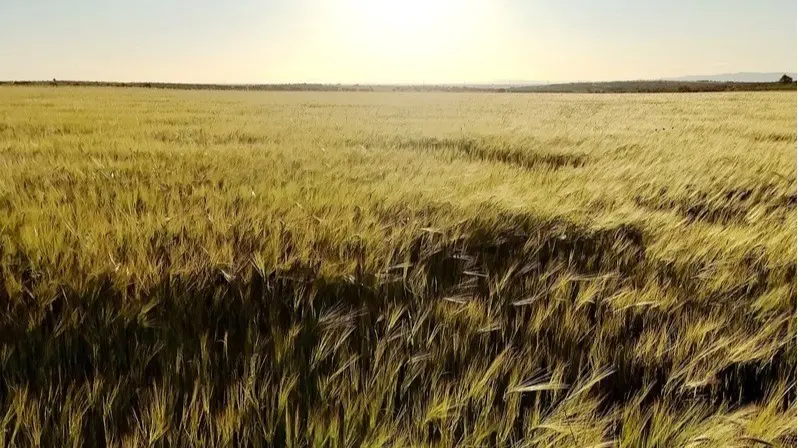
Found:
<box><xmin>3</xmin><ymin>75</ymin><xmax>796</xmax><ymax>87</ymax></box>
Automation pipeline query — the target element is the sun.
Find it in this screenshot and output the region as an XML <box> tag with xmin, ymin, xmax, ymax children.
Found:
<box><xmin>363</xmin><ymin>0</ymin><xmax>450</xmax><ymax>31</ymax></box>
<box><xmin>315</xmin><ymin>0</ymin><xmax>506</xmax><ymax>82</ymax></box>
<box><xmin>356</xmin><ymin>0</ymin><xmax>464</xmax><ymax>55</ymax></box>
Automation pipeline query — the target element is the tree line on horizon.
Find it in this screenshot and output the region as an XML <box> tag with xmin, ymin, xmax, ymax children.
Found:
<box><xmin>1</xmin><ymin>78</ymin><xmax>796</xmax><ymax>93</ymax></box>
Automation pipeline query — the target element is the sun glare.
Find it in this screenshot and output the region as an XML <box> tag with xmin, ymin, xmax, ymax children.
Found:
<box><xmin>357</xmin><ymin>0</ymin><xmax>471</xmax><ymax>54</ymax></box>
<box><xmin>309</xmin><ymin>0</ymin><xmax>510</xmax><ymax>82</ymax></box>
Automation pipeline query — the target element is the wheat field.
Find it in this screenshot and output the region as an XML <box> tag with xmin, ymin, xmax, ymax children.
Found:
<box><xmin>0</xmin><ymin>87</ymin><xmax>796</xmax><ymax>447</ymax></box>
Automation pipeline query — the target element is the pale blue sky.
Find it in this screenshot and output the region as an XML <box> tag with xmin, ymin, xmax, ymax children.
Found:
<box><xmin>1</xmin><ymin>0</ymin><xmax>795</xmax><ymax>83</ymax></box>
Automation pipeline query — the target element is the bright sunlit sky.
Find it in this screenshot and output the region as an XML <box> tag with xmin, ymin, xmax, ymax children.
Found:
<box><xmin>1</xmin><ymin>0</ymin><xmax>796</xmax><ymax>84</ymax></box>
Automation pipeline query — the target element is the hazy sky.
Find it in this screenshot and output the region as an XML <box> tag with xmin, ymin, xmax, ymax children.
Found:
<box><xmin>1</xmin><ymin>0</ymin><xmax>796</xmax><ymax>83</ymax></box>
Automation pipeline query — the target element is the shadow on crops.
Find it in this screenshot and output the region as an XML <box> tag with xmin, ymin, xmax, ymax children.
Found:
<box><xmin>749</xmin><ymin>131</ymin><xmax>797</xmax><ymax>144</ymax></box>
<box><xmin>352</xmin><ymin>136</ymin><xmax>589</xmax><ymax>170</ymax></box>
<box><xmin>0</xmin><ymin>217</ymin><xmax>794</xmax><ymax>445</ymax></box>
<box><xmin>151</xmin><ymin>129</ymin><xmax>280</xmax><ymax>146</ymax></box>
<box><xmin>634</xmin><ymin>185</ymin><xmax>797</xmax><ymax>225</ymax></box>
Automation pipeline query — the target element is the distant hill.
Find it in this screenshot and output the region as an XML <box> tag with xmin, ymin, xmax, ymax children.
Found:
<box><xmin>506</xmin><ymin>80</ymin><xmax>797</xmax><ymax>93</ymax></box>
<box><xmin>664</xmin><ymin>72</ymin><xmax>797</xmax><ymax>83</ymax></box>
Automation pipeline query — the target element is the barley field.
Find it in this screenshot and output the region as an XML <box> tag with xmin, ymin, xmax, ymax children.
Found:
<box><xmin>0</xmin><ymin>87</ymin><xmax>796</xmax><ymax>447</ymax></box>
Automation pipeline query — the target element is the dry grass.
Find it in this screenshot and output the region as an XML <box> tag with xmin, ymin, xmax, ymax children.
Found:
<box><xmin>0</xmin><ymin>87</ymin><xmax>795</xmax><ymax>447</ymax></box>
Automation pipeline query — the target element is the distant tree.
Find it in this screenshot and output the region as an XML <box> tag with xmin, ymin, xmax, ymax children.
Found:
<box><xmin>779</xmin><ymin>74</ymin><xmax>793</xmax><ymax>83</ymax></box>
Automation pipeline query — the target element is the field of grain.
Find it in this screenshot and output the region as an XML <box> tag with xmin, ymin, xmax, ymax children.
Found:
<box><xmin>0</xmin><ymin>87</ymin><xmax>796</xmax><ymax>447</ymax></box>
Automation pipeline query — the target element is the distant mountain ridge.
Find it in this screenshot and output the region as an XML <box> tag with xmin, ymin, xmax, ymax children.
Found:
<box><xmin>663</xmin><ymin>72</ymin><xmax>797</xmax><ymax>83</ymax></box>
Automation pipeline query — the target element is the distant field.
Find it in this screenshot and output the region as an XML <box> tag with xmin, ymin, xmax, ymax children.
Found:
<box><xmin>0</xmin><ymin>87</ymin><xmax>795</xmax><ymax>447</ymax></box>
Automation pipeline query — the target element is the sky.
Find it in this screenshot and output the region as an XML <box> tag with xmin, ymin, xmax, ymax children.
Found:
<box><xmin>1</xmin><ymin>0</ymin><xmax>796</xmax><ymax>84</ymax></box>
